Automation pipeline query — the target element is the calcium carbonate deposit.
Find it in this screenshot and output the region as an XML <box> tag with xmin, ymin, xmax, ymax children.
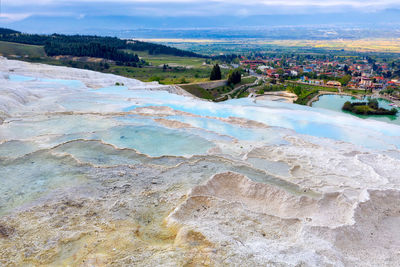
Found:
<box><xmin>1</xmin><ymin>58</ymin><xmax>400</xmax><ymax>266</ymax></box>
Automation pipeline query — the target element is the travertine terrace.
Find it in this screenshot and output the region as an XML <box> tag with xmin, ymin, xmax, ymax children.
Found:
<box><xmin>1</xmin><ymin>58</ymin><xmax>400</xmax><ymax>266</ymax></box>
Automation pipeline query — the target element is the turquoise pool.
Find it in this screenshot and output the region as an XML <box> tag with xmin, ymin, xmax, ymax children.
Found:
<box><xmin>312</xmin><ymin>94</ymin><xmax>400</xmax><ymax>126</ymax></box>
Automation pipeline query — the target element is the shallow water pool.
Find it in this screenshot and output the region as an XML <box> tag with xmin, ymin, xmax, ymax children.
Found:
<box><xmin>312</xmin><ymin>94</ymin><xmax>400</xmax><ymax>126</ymax></box>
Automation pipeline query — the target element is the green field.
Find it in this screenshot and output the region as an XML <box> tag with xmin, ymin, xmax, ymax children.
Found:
<box><xmin>124</xmin><ymin>50</ymin><xmax>206</xmax><ymax>68</ymax></box>
<box><xmin>343</xmin><ymin>89</ymin><xmax>369</xmax><ymax>95</ymax></box>
<box><xmin>109</xmin><ymin>65</ymin><xmax>225</xmax><ymax>84</ymax></box>
<box><xmin>146</xmin><ymin>38</ymin><xmax>400</xmax><ymax>56</ymax></box>
<box><xmin>119</xmin><ymin>49</ymin><xmax>216</xmax><ymax>84</ymax></box>
<box><xmin>236</xmin><ymin>76</ymin><xmax>257</xmax><ymax>87</ymax></box>
<box><xmin>0</xmin><ymin>41</ymin><xmax>45</xmax><ymax>58</ymax></box>
<box><xmin>179</xmin><ymin>84</ymin><xmax>214</xmax><ymax>99</ymax></box>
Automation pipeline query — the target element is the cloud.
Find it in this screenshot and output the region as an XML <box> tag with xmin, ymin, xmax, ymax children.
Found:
<box><xmin>1</xmin><ymin>0</ymin><xmax>400</xmax><ymax>22</ymax></box>
<box><xmin>5</xmin><ymin>0</ymin><xmax>400</xmax><ymax>7</ymax></box>
<box><xmin>0</xmin><ymin>13</ymin><xmax>32</xmax><ymax>22</ymax></box>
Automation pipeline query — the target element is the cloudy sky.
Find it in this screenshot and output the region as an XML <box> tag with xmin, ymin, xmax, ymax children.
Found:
<box><xmin>1</xmin><ymin>0</ymin><xmax>400</xmax><ymax>35</ymax></box>
<box><xmin>1</xmin><ymin>0</ymin><xmax>400</xmax><ymax>22</ymax></box>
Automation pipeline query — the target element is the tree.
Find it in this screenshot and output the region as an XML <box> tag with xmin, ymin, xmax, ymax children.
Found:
<box><xmin>228</xmin><ymin>69</ymin><xmax>241</xmax><ymax>85</ymax></box>
<box><xmin>210</xmin><ymin>64</ymin><xmax>222</xmax><ymax>80</ymax></box>
<box><xmin>366</xmin><ymin>56</ymin><xmax>375</xmax><ymax>64</ymax></box>
<box><xmin>384</xmin><ymin>71</ymin><xmax>393</xmax><ymax>78</ymax></box>
<box><xmin>368</xmin><ymin>98</ymin><xmax>379</xmax><ymax>110</ymax></box>
<box><xmin>342</xmin><ymin>101</ymin><xmax>352</xmax><ymax>111</ymax></box>
<box><xmin>339</xmin><ymin>75</ymin><xmax>352</xmax><ymax>86</ymax></box>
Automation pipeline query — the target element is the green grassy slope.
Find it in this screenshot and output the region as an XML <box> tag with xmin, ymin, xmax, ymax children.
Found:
<box><xmin>0</xmin><ymin>41</ymin><xmax>46</xmax><ymax>58</ymax></box>
<box><xmin>123</xmin><ymin>50</ymin><xmax>206</xmax><ymax>68</ymax></box>
<box><xmin>179</xmin><ymin>84</ymin><xmax>214</xmax><ymax>99</ymax></box>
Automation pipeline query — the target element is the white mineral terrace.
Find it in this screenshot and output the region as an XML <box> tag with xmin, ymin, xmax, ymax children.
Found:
<box><xmin>1</xmin><ymin>58</ymin><xmax>400</xmax><ymax>266</ymax></box>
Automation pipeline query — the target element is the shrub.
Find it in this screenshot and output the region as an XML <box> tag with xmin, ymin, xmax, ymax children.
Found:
<box><xmin>210</xmin><ymin>64</ymin><xmax>222</xmax><ymax>80</ymax></box>
<box><xmin>368</xmin><ymin>98</ymin><xmax>379</xmax><ymax>109</ymax></box>
<box><xmin>228</xmin><ymin>69</ymin><xmax>241</xmax><ymax>85</ymax></box>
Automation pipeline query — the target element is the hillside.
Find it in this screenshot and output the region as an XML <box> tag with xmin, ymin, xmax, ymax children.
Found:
<box><xmin>0</xmin><ymin>28</ymin><xmax>206</xmax><ymax>65</ymax></box>
<box><xmin>0</xmin><ymin>28</ymin><xmax>220</xmax><ymax>85</ymax></box>
<box><xmin>0</xmin><ymin>41</ymin><xmax>46</xmax><ymax>58</ymax></box>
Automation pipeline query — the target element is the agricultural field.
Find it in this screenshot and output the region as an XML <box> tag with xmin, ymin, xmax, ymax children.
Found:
<box><xmin>268</xmin><ymin>39</ymin><xmax>400</xmax><ymax>53</ymax></box>
<box><xmin>147</xmin><ymin>38</ymin><xmax>400</xmax><ymax>55</ymax></box>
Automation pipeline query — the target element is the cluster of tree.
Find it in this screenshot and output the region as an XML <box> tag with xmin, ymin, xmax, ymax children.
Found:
<box><xmin>126</xmin><ymin>41</ymin><xmax>204</xmax><ymax>58</ymax></box>
<box><xmin>210</xmin><ymin>64</ymin><xmax>222</xmax><ymax>80</ymax></box>
<box><xmin>289</xmin><ymin>85</ymin><xmax>303</xmax><ymax>96</ymax></box>
<box><xmin>46</xmin><ymin>34</ymin><xmax>127</xmax><ymax>47</ymax></box>
<box><xmin>0</xmin><ymin>31</ymin><xmax>50</xmax><ymax>45</ymax></box>
<box><xmin>56</xmin><ymin>60</ymin><xmax>110</xmax><ymax>72</ymax></box>
<box><xmin>338</xmin><ymin>75</ymin><xmax>352</xmax><ymax>86</ymax></box>
<box><xmin>45</xmin><ymin>42</ymin><xmax>141</xmax><ymax>66</ymax></box>
<box><xmin>262</xmin><ymin>84</ymin><xmax>287</xmax><ymax>92</ymax></box>
<box><xmin>300</xmin><ymin>72</ymin><xmax>353</xmax><ymax>86</ymax></box>
<box><xmin>342</xmin><ymin>99</ymin><xmax>398</xmax><ymax>115</ymax></box>
<box><xmin>366</xmin><ymin>56</ymin><xmax>376</xmax><ymax>65</ymax></box>
<box><xmin>0</xmin><ymin>28</ymin><xmax>20</xmax><ymax>36</ymax></box>
<box><xmin>342</xmin><ymin>65</ymin><xmax>352</xmax><ymax>75</ymax></box>
<box><xmin>227</xmin><ymin>69</ymin><xmax>241</xmax><ymax>84</ymax></box>
<box><xmin>379</xmin><ymin>86</ymin><xmax>400</xmax><ymax>98</ymax></box>
<box><xmin>211</xmin><ymin>54</ymin><xmax>240</xmax><ymax>63</ymax></box>
<box><xmin>393</xmin><ymin>68</ymin><xmax>400</xmax><ymax>79</ymax></box>
<box><xmin>251</xmin><ymin>52</ymin><xmax>346</xmax><ymax>63</ymax></box>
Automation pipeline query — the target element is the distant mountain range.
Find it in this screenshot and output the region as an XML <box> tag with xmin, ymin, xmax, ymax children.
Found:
<box><xmin>1</xmin><ymin>9</ymin><xmax>400</xmax><ymax>39</ymax></box>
